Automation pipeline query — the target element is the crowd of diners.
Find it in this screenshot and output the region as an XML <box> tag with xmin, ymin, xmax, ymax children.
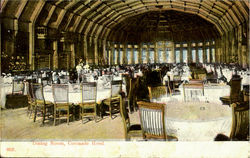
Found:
<box><xmin>1</xmin><ymin>62</ymin><xmax>249</xmax><ymax>103</ymax></box>
<box><xmin>1</xmin><ymin>62</ymin><xmax>249</xmax><ymax>86</ymax></box>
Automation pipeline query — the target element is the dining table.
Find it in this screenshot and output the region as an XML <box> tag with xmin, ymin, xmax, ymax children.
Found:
<box><xmin>150</xmin><ymin>98</ymin><xmax>233</xmax><ymax>141</ymax></box>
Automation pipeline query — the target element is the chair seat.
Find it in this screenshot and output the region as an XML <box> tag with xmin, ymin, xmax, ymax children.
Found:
<box><xmin>36</xmin><ymin>100</ymin><xmax>54</xmax><ymax>105</ymax></box>
<box><xmin>166</xmin><ymin>135</ymin><xmax>178</xmax><ymax>141</ymax></box>
<box><xmin>129</xmin><ymin>124</ymin><xmax>141</xmax><ymax>131</ymax></box>
<box><xmin>103</xmin><ymin>96</ymin><xmax>120</xmax><ymax>105</ymax></box>
<box><xmin>79</xmin><ymin>102</ymin><xmax>96</xmax><ymax>108</ymax></box>
<box><xmin>220</xmin><ymin>96</ymin><xmax>230</xmax><ymax>100</ymax></box>
<box><xmin>128</xmin><ymin>124</ymin><xmax>142</xmax><ymax>137</ymax></box>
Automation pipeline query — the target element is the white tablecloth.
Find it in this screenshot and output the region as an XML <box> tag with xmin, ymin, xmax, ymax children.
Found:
<box><xmin>164</xmin><ymin>102</ymin><xmax>232</xmax><ymax>141</ymax></box>
<box><xmin>43</xmin><ymin>84</ymin><xmax>126</xmax><ymax>104</ymax></box>
<box><xmin>0</xmin><ymin>84</ymin><xmax>12</xmax><ymax>108</ymax></box>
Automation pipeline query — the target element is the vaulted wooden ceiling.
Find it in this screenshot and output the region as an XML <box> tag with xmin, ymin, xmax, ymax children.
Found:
<box><xmin>110</xmin><ymin>10</ymin><xmax>220</xmax><ymax>42</ymax></box>
<box><xmin>1</xmin><ymin>0</ymin><xmax>249</xmax><ymax>41</ymax></box>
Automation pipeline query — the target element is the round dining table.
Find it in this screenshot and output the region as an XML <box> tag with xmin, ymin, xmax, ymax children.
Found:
<box><xmin>163</xmin><ymin>101</ymin><xmax>232</xmax><ymax>141</ymax></box>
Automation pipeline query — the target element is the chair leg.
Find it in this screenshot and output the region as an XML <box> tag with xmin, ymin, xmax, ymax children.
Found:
<box><xmin>109</xmin><ymin>105</ymin><xmax>112</xmax><ymax>119</ymax></box>
<box><xmin>67</xmin><ymin>109</ymin><xmax>69</xmax><ymax>125</ymax></box>
<box><xmin>54</xmin><ymin>109</ymin><xmax>56</xmax><ymax>126</ymax></box>
<box><xmin>33</xmin><ymin>106</ymin><xmax>37</xmax><ymax>122</ymax></box>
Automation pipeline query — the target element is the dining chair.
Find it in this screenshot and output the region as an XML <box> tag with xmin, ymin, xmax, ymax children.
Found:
<box><xmin>137</xmin><ymin>101</ymin><xmax>178</xmax><ymax>141</ymax></box>
<box><xmin>103</xmin><ymin>80</ymin><xmax>122</xmax><ymax>119</ymax></box>
<box><xmin>183</xmin><ymin>83</ymin><xmax>204</xmax><ymax>102</ymax></box>
<box><xmin>172</xmin><ymin>75</ymin><xmax>181</xmax><ymax>94</ymax></box>
<box><xmin>127</xmin><ymin>77</ymin><xmax>139</xmax><ymax>113</ymax></box>
<box><xmin>79</xmin><ymin>82</ymin><xmax>97</xmax><ymax>123</ymax></box>
<box><xmin>32</xmin><ymin>83</ymin><xmax>54</xmax><ymax>125</ymax></box>
<box><xmin>26</xmin><ymin>81</ymin><xmax>36</xmax><ymax>118</ymax></box>
<box><xmin>52</xmin><ymin>84</ymin><xmax>73</xmax><ymax>125</ymax></box>
<box><xmin>220</xmin><ymin>77</ymin><xmax>242</xmax><ymax>105</ymax></box>
<box><xmin>230</xmin><ymin>102</ymin><xmax>249</xmax><ymax>141</ymax></box>
<box><xmin>120</xmin><ymin>95</ymin><xmax>142</xmax><ymax>140</ymax></box>
<box><xmin>12</xmin><ymin>79</ymin><xmax>25</xmax><ymax>95</ymax></box>
<box><xmin>148</xmin><ymin>85</ymin><xmax>167</xmax><ymax>101</ymax></box>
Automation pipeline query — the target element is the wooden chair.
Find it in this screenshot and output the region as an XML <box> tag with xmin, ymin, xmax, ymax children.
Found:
<box><xmin>79</xmin><ymin>82</ymin><xmax>97</xmax><ymax>123</ymax></box>
<box><xmin>52</xmin><ymin>84</ymin><xmax>73</xmax><ymax>125</ymax></box>
<box><xmin>120</xmin><ymin>95</ymin><xmax>142</xmax><ymax>140</ymax></box>
<box><xmin>183</xmin><ymin>83</ymin><xmax>204</xmax><ymax>102</ymax></box>
<box><xmin>127</xmin><ymin>77</ymin><xmax>139</xmax><ymax>113</ymax></box>
<box><xmin>137</xmin><ymin>101</ymin><xmax>178</xmax><ymax>141</ymax></box>
<box><xmin>12</xmin><ymin>79</ymin><xmax>25</xmax><ymax>95</ymax></box>
<box><xmin>230</xmin><ymin>102</ymin><xmax>249</xmax><ymax>141</ymax></box>
<box><xmin>103</xmin><ymin>80</ymin><xmax>122</xmax><ymax>119</ymax></box>
<box><xmin>148</xmin><ymin>85</ymin><xmax>167</xmax><ymax>101</ymax></box>
<box><xmin>32</xmin><ymin>83</ymin><xmax>54</xmax><ymax>125</ymax></box>
<box><xmin>172</xmin><ymin>75</ymin><xmax>181</xmax><ymax>94</ymax></box>
<box><xmin>220</xmin><ymin>77</ymin><xmax>242</xmax><ymax>105</ymax></box>
<box><xmin>26</xmin><ymin>81</ymin><xmax>36</xmax><ymax>118</ymax></box>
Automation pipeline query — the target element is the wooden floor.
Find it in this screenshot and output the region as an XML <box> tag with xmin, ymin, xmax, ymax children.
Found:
<box><xmin>0</xmin><ymin>107</ymin><xmax>141</xmax><ymax>140</ymax></box>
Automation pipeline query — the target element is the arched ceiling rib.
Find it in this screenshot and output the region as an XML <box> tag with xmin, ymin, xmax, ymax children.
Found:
<box><xmin>1</xmin><ymin>0</ymin><xmax>249</xmax><ymax>40</ymax></box>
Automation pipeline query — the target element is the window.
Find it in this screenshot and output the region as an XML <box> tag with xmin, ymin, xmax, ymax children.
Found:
<box><xmin>175</xmin><ymin>49</ymin><xmax>180</xmax><ymax>63</ymax></box>
<box><xmin>133</xmin><ymin>48</ymin><xmax>139</xmax><ymax>64</ymax></box>
<box><xmin>119</xmin><ymin>48</ymin><xmax>123</xmax><ymax>64</ymax></box>
<box><xmin>142</xmin><ymin>48</ymin><xmax>147</xmax><ymax>63</ymax></box>
<box><xmin>211</xmin><ymin>47</ymin><xmax>215</xmax><ymax>63</ymax></box>
<box><xmin>126</xmin><ymin>48</ymin><xmax>131</xmax><ymax>64</ymax></box>
<box><xmin>198</xmin><ymin>48</ymin><xmax>203</xmax><ymax>63</ymax></box>
<box><xmin>206</xmin><ymin>48</ymin><xmax>210</xmax><ymax>63</ymax></box>
<box><xmin>183</xmin><ymin>48</ymin><xmax>188</xmax><ymax>63</ymax></box>
<box><xmin>192</xmin><ymin>48</ymin><xmax>196</xmax><ymax>63</ymax></box>
<box><xmin>114</xmin><ymin>49</ymin><xmax>118</xmax><ymax>65</ymax></box>
<box><xmin>158</xmin><ymin>48</ymin><xmax>164</xmax><ymax>63</ymax></box>
<box><xmin>149</xmin><ymin>48</ymin><xmax>154</xmax><ymax>63</ymax></box>
<box><xmin>166</xmin><ymin>48</ymin><xmax>171</xmax><ymax>63</ymax></box>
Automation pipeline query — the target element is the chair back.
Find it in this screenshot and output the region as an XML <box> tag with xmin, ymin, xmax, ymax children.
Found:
<box><xmin>230</xmin><ymin>78</ymin><xmax>242</xmax><ymax>103</ymax></box>
<box><xmin>183</xmin><ymin>83</ymin><xmax>204</xmax><ymax>102</ymax></box>
<box><xmin>120</xmin><ymin>95</ymin><xmax>130</xmax><ymax>134</ymax></box>
<box><xmin>111</xmin><ymin>80</ymin><xmax>122</xmax><ymax>97</ymax></box>
<box><xmin>137</xmin><ymin>101</ymin><xmax>166</xmax><ymax>140</ymax></box>
<box><xmin>173</xmin><ymin>75</ymin><xmax>181</xmax><ymax>82</ymax></box>
<box><xmin>148</xmin><ymin>86</ymin><xmax>167</xmax><ymax>100</ymax></box>
<box><xmin>81</xmin><ymin>82</ymin><xmax>97</xmax><ymax>103</ymax></box>
<box><xmin>128</xmin><ymin>77</ymin><xmax>139</xmax><ymax>98</ymax></box>
<box><xmin>52</xmin><ymin>84</ymin><xmax>69</xmax><ymax>104</ymax></box>
<box><xmin>230</xmin><ymin>103</ymin><xmax>249</xmax><ymax>140</ymax></box>
<box><xmin>122</xmin><ymin>74</ymin><xmax>130</xmax><ymax>96</ymax></box>
<box><xmin>32</xmin><ymin>83</ymin><xmax>45</xmax><ymax>103</ymax></box>
<box><xmin>12</xmin><ymin>79</ymin><xmax>24</xmax><ymax>95</ymax></box>
<box><xmin>26</xmin><ymin>81</ymin><xmax>35</xmax><ymax>102</ymax></box>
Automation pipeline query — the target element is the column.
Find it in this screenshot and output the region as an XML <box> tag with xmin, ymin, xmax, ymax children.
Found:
<box><xmin>171</xmin><ymin>43</ymin><xmax>175</xmax><ymax>63</ymax></box>
<box><xmin>29</xmin><ymin>23</ymin><xmax>35</xmax><ymax>70</ymax></box>
<box><xmin>53</xmin><ymin>41</ymin><xmax>58</xmax><ymax>70</ymax></box>
<box><xmin>83</xmin><ymin>35</ymin><xmax>88</xmax><ymax>64</ymax></box>
<box><xmin>123</xmin><ymin>43</ymin><xmax>127</xmax><ymax>65</ymax></box>
<box><xmin>203</xmin><ymin>42</ymin><xmax>206</xmax><ymax>63</ymax></box>
<box><xmin>196</xmin><ymin>44</ymin><xmax>199</xmax><ymax>63</ymax></box>
<box><xmin>180</xmin><ymin>44</ymin><xmax>183</xmax><ymax>63</ymax></box>
<box><xmin>154</xmin><ymin>42</ymin><xmax>158</xmax><ymax>63</ymax></box>
<box><xmin>94</xmin><ymin>37</ymin><xmax>98</xmax><ymax>65</ymax></box>
<box><xmin>102</xmin><ymin>40</ymin><xmax>106</xmax><ymax>65</ymax></box>
<box><xmin>131</xmin><ymin>45</ymin><xmax>134</xmax><ymax>64</ymax></box>
<box><xmin>138</xmin><ymin>43</ymin><xmax>142</xmax><ymax>64</ymax></box>
<box><xmin>237</xmin><ymin>25</ymin><xmax>243</xmax><ymax>66</ymax></box>
<box><xmin>70</xmin><ymin>43</ymin><xmax>75</xmax><ymax>68</ymax></box>
<box><xmin>146</xmin><ymin>44</ymin><xmax>150</xmax><ymax>63</ymax></box>
<box><xmin>187</xmin><ymin>42</ymin><xmax>192</xmax><ymax>64</ymax></box>
<box><xmin>110</xmin><ymin>42</ymin><xmax>114</xmax><ymax>65</ymax></box>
